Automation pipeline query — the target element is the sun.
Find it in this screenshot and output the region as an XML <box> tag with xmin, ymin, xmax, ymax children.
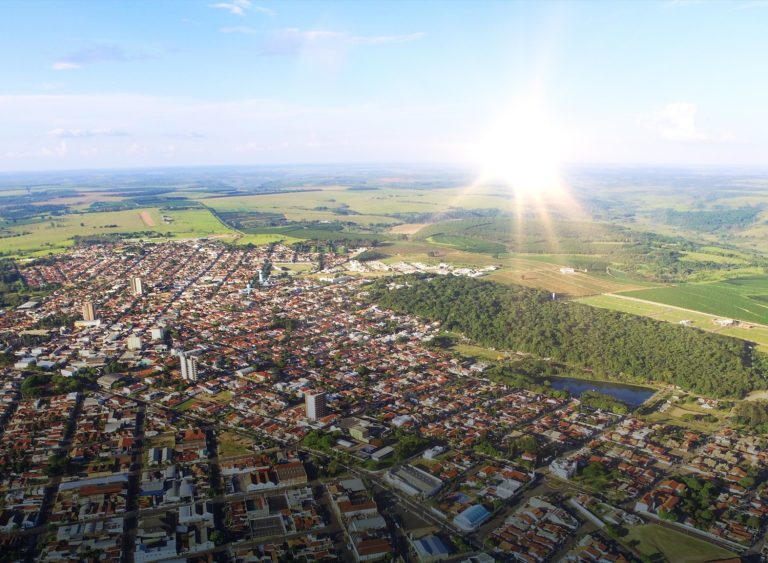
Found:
<box><xmin>472</xmin><ymin>98</ymin><xmax>568</xmax><ymax>201</ymax></box>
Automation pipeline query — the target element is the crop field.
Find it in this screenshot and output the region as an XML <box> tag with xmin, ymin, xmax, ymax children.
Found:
<box><xmin>0</xmin><ymin>207</ymin><xmax>236</xmax><ymax>256</ymax></box>
<box><xmin>578</xmin><ymin>293</ymin><xmax>768</xmax><ymax>350</ymax></box>
<box><xmin>200</xmin><ymin>185</ymin><xmax>514</xmax><ymax>220</ymax></box>
<box><xmin>488</xmin><ymin>261</ymin><xmax>647</xmax><ymax>297</ymax></box>
<box><xmin>622</xmin><ymin>277</ymin><xmax>768</xmax><ymax>325</ymax></box>
<box><xmin>426</xmin><ymin>234</ymin><xmax>508</xmax><ymax>255</ymax></box>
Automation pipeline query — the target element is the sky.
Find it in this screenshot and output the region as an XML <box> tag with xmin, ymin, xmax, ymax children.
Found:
<box><xmin>1</xmin><ymin>0</ymin><xmax>767</xmax><ymax>172</ymax></box>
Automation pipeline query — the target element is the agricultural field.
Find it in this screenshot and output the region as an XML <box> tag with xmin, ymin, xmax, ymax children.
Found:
<box><xmin>487</xmin><ymin>259</ymin><xmax>648</xmax><ymax>297</ymax></box>
<box><xmin>623</xmin><ymin>524</ymin><xmax>736</xmax><ymax>563</ymax></box>
<box><xmin>578</xmin><ymin>293</ymin><xmax>768</xmax><ymax>351</ymax></box>
<box><xmin>621</xmin><ymin>277</ymin><xmax>768</xmax><ymax>325</ymax></box>
<box><xmin>0</xmin><ymin>207</ymin><xmax>236</xmax><ymax>257</ymax></box>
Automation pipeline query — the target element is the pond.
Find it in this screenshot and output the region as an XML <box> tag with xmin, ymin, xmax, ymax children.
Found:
<box><xmin>548</xmin><ymin>376</ymin><xmax>655</xmax><ymax>408</ymax></box>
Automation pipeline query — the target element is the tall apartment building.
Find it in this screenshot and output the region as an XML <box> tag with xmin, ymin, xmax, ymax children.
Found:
<box><xmin>305</xmin><ymin>392</ymin><xmax>327</xmax><ymax>421</ymax></box>
<box><xmin>130</xmin><ymin>276</ymin><xmax>144</xmax><ymax>296</ymax></box>
<box><xmin>82</xmin><ymin>301</ymin><xmax>96</xmax><ymax>322</ymax></box>
<box><xmin>179</xmin><ymin>351</ymin><xmax>199</xmax><ymax>382</ymax></box>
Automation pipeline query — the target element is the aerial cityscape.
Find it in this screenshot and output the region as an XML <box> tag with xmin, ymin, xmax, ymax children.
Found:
<box><xmin>2</xmin><ymin>1</ymin><xmax>768</xmax><ymax>562</ymax></box>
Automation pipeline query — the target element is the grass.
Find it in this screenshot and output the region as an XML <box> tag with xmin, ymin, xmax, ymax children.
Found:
<box><xmin>578</xmin><ymin>293</ymin><xmax>768</xmax><ymax>351</ymax></box>
<box><xmin>488</xmin><ymin>259</ymin><xmax>647</xmax><ymax>297</ymax></box>
<box><xmin>218</xmin><ymin>431</ymin><xmax>256</xmax><ymax>458</ymax></box>
<box><xmin>452</xmin><ymin>343</ymin><xmax>506</xmax><ymax>362</ymax></box>
<box><xmin>427</xmin><ymin>234</ymin><xmax>508</xmax><ymax>255</ymax></box>
<box><xmin>234</xmin><ymin>233</ymin><xmax>304</xmax><ymax>246</ymax></box>
<box><xmin>679</xmin><ymin>251</ymin><xmax>749</xmax><ymax>265</ymax></box>
<box><xmin>624</xmin><ymin>524</ymin><xmax>736</xmax><ymax>563</ymax></box>
<box><xmin>621</xmin><ymin>277</ymin><xmax>768</xmax><ymax>325</ymax></box>
<box><xmin>175</xmin><ymin>398</ymin><xmax>198</xmax><ymax>412</ymax></box>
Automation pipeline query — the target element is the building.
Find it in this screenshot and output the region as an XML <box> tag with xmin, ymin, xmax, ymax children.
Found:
<box><xmin>386</xmin><ymin>465</ymin><xmax>443</xmax><ymax>498</ymax></box>
<box><xmin>82</xmin><ymin>301</ymin><xmax>96</xmax><ymax>322</ymax></box>
<box><xmin>127</xmin><ymin>335</ymin><xmax>142</xmax><ymax>350</ymax></box>
<box><xmin>453</xmin><ymin>504</ymin><xmax>491</xmax><ymax>532</ymax></box>
<box><xmin>150</xmin><ymin>327</ymin><xmax>165</xmax><ymax>341</ymax></box>
<box><xmin>305</xmin><ymin>392</ymin><xmax>326</xmax><ymax>421</ymax></box>
<box><xmin>179</xmin><ymin>352</ymin><xmax>199</xmax><ymax>382</ymax></box>
<box><xmin>410</xmin><ymin>534</ymin><xmax>452</xmax><ymax>563</ymax></box>
<box><xmin>130</xmin><ymin>276</ymin><xmax>144</xmax><ymax>296</ymax></box>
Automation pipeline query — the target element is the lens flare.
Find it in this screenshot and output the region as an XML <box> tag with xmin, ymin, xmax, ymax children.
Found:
<box><xmin>471</xmin><ymin>98</ymin><xmax>568</xmax><ymax>201</ymax></box>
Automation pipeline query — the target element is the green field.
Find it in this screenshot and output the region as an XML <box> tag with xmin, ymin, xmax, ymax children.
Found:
<box><xmin>427</xmin><ymin>234</ymin><xmax>508</xmax><ymax>255</ymax></box>
<box><xmin>624</xmin><ymin>524</ymin><xmax>736</xmax><ymax>563</ymax></box>
<box><xmin>577</xmin><ymin>292</ymin><xmax>768</xmax><ymax>352</ymax></box>
<box><xmin>0</xmin><ymin>207</ymin><xmax>236</xmax><ymax>257</ymax></box>
<box><xmin>578</xmin><ymin>293</ymin><xmax>768</xmax><ymax>351</ymax></box>
<box><xmin>622</xmin><ymin>277</ymin><xmax>768</xmax><ymax>325</ymax></box>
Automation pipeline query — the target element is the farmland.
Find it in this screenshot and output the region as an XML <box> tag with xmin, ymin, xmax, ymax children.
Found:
<box><xmin>621</xmin><ymin>277</ymin><xmax>768</xmax><ymax>325</ymax></box>
<box><xmin>0</xmin><ymin>207</ymin><xmax>237</xmax><ymax>257</ymax></box>
<box><xmin>578</xmin><ymin>293</ymin><xmax>768</xmax><ymax>351</ymax></box>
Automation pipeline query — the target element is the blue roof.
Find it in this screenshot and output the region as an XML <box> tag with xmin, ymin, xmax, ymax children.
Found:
<box><xmin>454</xmin><ymin>504</ymin><xmax>491</xmax><ymax>530</ymax></box>
<box><xmin>414</xmin><ymin>535</ymin><xmax>451</xmax><ymax>558</ymax></box>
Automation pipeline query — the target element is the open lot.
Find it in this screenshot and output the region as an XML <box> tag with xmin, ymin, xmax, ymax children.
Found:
<box><xmin>624</xmin><ymin>524</ymin><xmax>736</xmax><ymax>563</ymax></box>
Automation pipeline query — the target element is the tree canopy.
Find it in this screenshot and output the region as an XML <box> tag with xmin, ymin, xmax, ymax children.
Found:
<box><xmin>369</xmin><ymin>275</ymin><xmax>767</xmax><ymax>398</ymax></box>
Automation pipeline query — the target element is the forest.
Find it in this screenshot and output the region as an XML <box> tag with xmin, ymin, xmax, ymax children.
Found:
<box><xmin>369</xmin><ymin>275</ymin><xmax>767</xmax><ymax>398</ymax></box>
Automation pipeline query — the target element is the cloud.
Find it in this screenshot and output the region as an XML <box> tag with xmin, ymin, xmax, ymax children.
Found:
<box><xmin>262</xmin><ymin>28</ymin><xmax>425</xmax><ymax>56</ymax></box>
<box><xmin>51</xmin><ymin>44</ymin><xmax>156</xmax><ymax>71</ymax></box>
<box><xmin>220</xmin><ymin>26</ymin><xmax>258</xmax><ymax>34</ymax></box>
<box><xmin>52</xmin><ymin>62</ymin><xmax>80</xmax><ymax>71</ymax></box>
<box><xmin>348</xmin><ymin>32</ymin><xmax>426</xmax><ymax>45</ymax></box>
<box><xmin>209</xmin><ymin>0</ymin><xmax>275</xmax><ymax>17</ymax></box>
<box><xmin>48</xmin><ymin>128</ymin><xmax>130</xmax><ymax>138</ymax></box>
<box><xmin>0</xmin><ymin>94</ymin><xmax>463</xmax><ymax>170</ymax></box>
<box><xmin>637</xmin><ymin>102</ymin><xmax>706</xmax><ymax>141</ymax></box>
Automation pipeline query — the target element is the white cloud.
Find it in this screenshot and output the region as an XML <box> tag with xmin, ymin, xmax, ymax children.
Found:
<box><xmin>348</xmin><ymin>32</ymin><xmax>426</xmax><ymax>45</ymax></box>
<box><xmin>51</xmin><ymin>44</ymin><xmax>158</xmax><ymax>71</ymax></box>
<box><xmin>41</xmin><ymin>141</ymin><xmax>68</xmax><ymax>157</ymax></box>
<box><xmin>52</xmin><ymin>62</ymin><xmax>80</xmax><ymax>71</ymax></box>
<box><xmin>637</xmin><ymin>102</ymin><xmax>706</xmax><ymax>141</ymax></box>
<box><xmin>262</xmin><ymin>28</ymin><xmax>425</xmax><ymax>56</ymax></box>
<box><xmin>48</xmin><ymin>128</ymin><xmax>129</xmax><ymax>138</ymax></box>
<box><xmin>209</xmin><ymin>0</ymin><xmax>275</xmax><ymax>17</ymax></box>
<box><xmin>220</xmin><ymin>26</ymin><xmax>258</xmax><ymax>34</ymax></box>
<box><xmin>0</xmin><ymin>94</ymin><xmax>463</xmax><ymax>170</ymax></box>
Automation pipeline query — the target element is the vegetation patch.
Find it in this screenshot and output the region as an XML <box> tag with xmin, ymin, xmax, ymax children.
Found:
<box><xmin>369</xmin><ymin>275</ymin><xmax>768</xmax><ymax>398</ymax></box>
<box><xmin>624</xmin><ymin>524</ymin><xmax>736</xmax><ymax>563</ymax></box>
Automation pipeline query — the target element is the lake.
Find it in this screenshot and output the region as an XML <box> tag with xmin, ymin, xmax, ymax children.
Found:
<box><xmin>548</xmin><ymin>377</ymin><xmax>655</xmax><ymax>408</ymax></box>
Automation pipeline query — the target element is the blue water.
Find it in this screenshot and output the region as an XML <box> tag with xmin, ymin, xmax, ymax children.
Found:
<box><xmin>548</xmin><ymin>377</ymin><xmax>654</xmax><ymax>408</ymax></box>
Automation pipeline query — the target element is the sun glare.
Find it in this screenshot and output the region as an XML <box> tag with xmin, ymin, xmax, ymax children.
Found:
<box><xmin>472</xmin><ymin>99</ymin><xmax>569</xmax><ymax>201</ymax></box>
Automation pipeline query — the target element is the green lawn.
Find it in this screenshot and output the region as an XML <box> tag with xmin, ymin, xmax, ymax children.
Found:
<box><xmin>624</xmin><ymin>524</ymin><xmax>736</xmax><ymax>563</ymax></box>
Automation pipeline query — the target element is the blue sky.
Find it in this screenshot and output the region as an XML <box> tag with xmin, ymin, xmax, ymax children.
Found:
<box><xmin>1</xmin><ymin>0</ymin><xmax>766</xmax><ymax>171</ymax></box>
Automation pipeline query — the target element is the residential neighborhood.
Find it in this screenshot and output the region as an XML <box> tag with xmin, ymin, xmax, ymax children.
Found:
<box><xmin>0</xmin><ymin>239</ymin><xmax>766</xmax><ymax>562</ymax></box>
